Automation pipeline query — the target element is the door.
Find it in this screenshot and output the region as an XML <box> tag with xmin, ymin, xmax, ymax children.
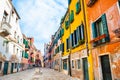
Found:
<box><xmin>11</xmin><ymin>63</ymin><xmax>14</xmax><ymax>73</ymax></box>
<box><xmin>82</xmin><ymin>58</ymin><xmax>89</xmax><ymax>80</ymax></box>
<box><xmin>3</xmin><ymin>61</ymin><xmax>9</xmax><ymax>75</ymax></box>
<box><xmin>100</xmin><ymin>55</ymin><xmax>112</xmax><ymax>80</ymax></box>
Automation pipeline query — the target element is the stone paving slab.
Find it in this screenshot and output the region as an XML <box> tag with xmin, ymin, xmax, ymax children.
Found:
<box><xmin>0</xmin><ymin>68</ymin><xmax>80</xmax><ymax>80</ymax></box>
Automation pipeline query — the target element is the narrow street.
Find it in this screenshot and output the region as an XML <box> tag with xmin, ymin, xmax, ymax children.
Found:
<box><xmin>0</xmin><ymin>68</ymin><xmax>80</xmax><ymax>80</ymax></box>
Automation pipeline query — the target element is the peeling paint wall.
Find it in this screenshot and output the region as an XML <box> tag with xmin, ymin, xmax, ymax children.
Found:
<box><xmin>86</xmin><ymin>0</ymin><xmax>120</xmax><ymax>80</ymax></box>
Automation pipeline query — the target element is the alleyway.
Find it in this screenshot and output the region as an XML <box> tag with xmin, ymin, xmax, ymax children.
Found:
<box><xmin>0</xmin><ymin>68</ymin><xmax>80</xmax><ymax>80</ymax></box>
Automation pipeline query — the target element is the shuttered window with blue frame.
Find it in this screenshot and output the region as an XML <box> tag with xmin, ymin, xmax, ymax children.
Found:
<box><xmin>92</xmin><ymin>14</ymin><xmax>110</xmax><ymax>47</ymax></box>
<box><xmin>70</xmin><ymin>10</ymin><xmax>74</xmax><ymax>23</ymax></box>
<box><xmin>78</xmin><ymin>24</ymin><xmax>85</xmax><ymax>45</ymax></box>
<box><xmin>66</xmin><ymin>37</ymin><xmax>70</xmax><ymax>51</ymax></box>
<box><xmin>76</xmin><ymin>1</ymin><xmax>81</xmax><ymax>14</ymax></box>
<box><xmin>65</xmin><ymin>20</ymin><xmax>69</xmax><ymax>29</ymax></box>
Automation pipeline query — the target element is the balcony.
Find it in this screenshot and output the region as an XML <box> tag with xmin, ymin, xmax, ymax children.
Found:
<box><xmin>0</xmin><ymin>21</ymin><xmax>11</xmax><ymax>37</ymax></box>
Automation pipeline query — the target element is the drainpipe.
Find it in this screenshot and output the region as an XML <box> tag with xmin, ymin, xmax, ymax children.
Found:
<box><xmin>68</xmin><ymin>8</ymin><xmax>72</xmax><ymax>76</ymax></box>
<box><xmin>82</xmin><ymin>0</ymin><xmax>89</xmax><ymax>56</ymax></box>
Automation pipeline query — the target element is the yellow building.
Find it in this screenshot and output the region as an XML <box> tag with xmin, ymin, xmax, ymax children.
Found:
<box><xmin>66</xmin><ymin>0</ymin><xmax>93</xmax><ymax>80</ymax></box>
<box><xmin>61</xmin><ymin>9</ymin><xmax>71</xmax><ymax>75</ymax></box>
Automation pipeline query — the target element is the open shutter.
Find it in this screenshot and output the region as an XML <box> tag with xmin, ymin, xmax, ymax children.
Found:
<box><xmin>101</xmin><ymin>14</ymin><xmax>110</xmax><ymax>42</ymax></box>
<box><xmin>92</xmin><ymin>22</ymin><xmax>97</xmax><ymax>46</ymax></box>
<box><xmin>81</xmin><ymin>24</ymin><xmax>85</xmax><ymax>40</ymax></box>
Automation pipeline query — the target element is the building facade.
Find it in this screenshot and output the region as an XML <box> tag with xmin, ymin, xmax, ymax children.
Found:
<box><xmin>86</xmin><ymin>0</ymin><xmax>120</xmax><ymax>80</ymax></box>
<box><xmin>0</xmin><ymin>0</ymin><xmax>23</xmax><ymax>75</ymax></box>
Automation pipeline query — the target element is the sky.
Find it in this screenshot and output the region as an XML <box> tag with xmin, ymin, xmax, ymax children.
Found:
<box><xmin>12</xmin><ymin>0</ymin><xmax>68</xmax><ymax>55</ymax></box>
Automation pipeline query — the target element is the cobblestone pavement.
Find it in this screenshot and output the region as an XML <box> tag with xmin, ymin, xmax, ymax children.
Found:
<box><xmin>0</xmin><ymin>68</ymin><xmax>80</xmax><ymax>80</ymax></box>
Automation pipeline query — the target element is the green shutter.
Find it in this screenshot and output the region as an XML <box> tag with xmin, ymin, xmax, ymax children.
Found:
<box><xmin>68</xmin><ymin>0</ymin><xmax>71</xmax><ymax>5</ymax></box>
<box><xmin>101</xmin><ymin>14</ymin><xmax>110</xmax><ymax>42</ymax></box>
<box><xmin>22</xmin><ymin>51</ymin><xmax>24</xmax><ymax>57</ymax></box>
<box><xmin>81</xmin><ymin>24</ymin><xmax>85</xmax><ymax>40</ymax></box>
<box><xmin>76</xmin><ymin>2</ymin><xmax>81</xmax><ymax>14</ymax></box>
<box><xmin>23</xmin><ymin>39</ymin><xmax>26</xmax><ymax>44</ymax></box>
<box><xmin>92</xmin><ymin>22</ymin><xmax>97</xmax><ymax>46</ymax></box>
<box><xmin>65</xmin><ymin>21</ymin><xmax>69</xmax><ymax>29</ymax></box>
<box><xmin>70</xmin><ymin>10</ymin><xmax>74</xmax><ymax>23</ymax></box>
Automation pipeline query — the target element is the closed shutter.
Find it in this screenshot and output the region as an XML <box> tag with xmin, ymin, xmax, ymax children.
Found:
<box><xmin>76</xmin><ymin>1</ymin><xmax>81</xmax><ymax>14</ymax></box>
<box><xmin>70</xmin><ymin>10</ymin><xmax>74</xmax><ymax>23</ymax></box>
<box><xmin>101</xmin><ymin>14</ymin><xmax>110</xmax><ymax>42</ymax></box>
<box><xmin>65</xmin><ymin>21</ymin><xmax>69</xmax><ymax>29</ymax></box>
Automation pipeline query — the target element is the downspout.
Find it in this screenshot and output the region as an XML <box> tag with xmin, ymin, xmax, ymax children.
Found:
<box><xmin>82</xmin><ymin>0</ymin><xmax>89</xmax><ymax>56</ymax></box>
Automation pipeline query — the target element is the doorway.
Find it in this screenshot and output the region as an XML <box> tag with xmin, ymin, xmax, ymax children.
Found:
<box><xmin>100</xmin><ymin>55</ymin><xmax>112</xmax><ymax>80</ymax></box>
<box><xmin>82</xmin><ymin>58</ymin><xmax>89</xmax><ymax>80</ymax></box>
<box><xmin>3</xmin><ymin>61</ymin><xmax>9</xmax><ymax>75</ymax></box>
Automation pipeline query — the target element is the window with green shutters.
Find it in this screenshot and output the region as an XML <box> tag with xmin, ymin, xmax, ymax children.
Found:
<box><xmin>76</xmin><ymin>1</ymin><xmax>81</xmax><ymax>14</ymax></box>
<box><xmin>74</xmin><ymin>30</ymin><xmax>78</xmax><ymax>46</ymax></box>
<box><xmin>25</xmin><ymin>51</ymin><xmax>29</xmax><ymax>59</ymax></box>
<box><xmin>60</xmin><ymin>43</ymin><xmax>64</xmax><ymax>53</ymax></box>
<box><xmin>23</xmin><ymin>39</ymin><xmax>29</xmax><ymax>48</ymax></box>
<box><xmin>92</xmin><ymin>14</ymin><xmax>110</xmax><ymax>47</ymax></box>
<box><xmin>65</xmin><ymin>20</ymin><xmax>69</xmax><ymax>29</ymax></box>
<box><xmin>66</xmin><ymin>37</ymin><xmax>70</xmax><ymax>51</ymax></box>
<box><xmin>70</xmin><ymin>10</ymin><xmax>74</xmax><ymax>23</ymax></box>
<box><xmin>61</xmin><ymin>28</ymin><xmax>64</xmax><ymax>36</ymax></box>
<box><xmin>78</xmin><ymin>24</ymin><xmax>85</xmax><ymax>45</ymax></box>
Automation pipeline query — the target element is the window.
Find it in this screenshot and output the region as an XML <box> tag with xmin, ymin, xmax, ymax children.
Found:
<box><xmin>6</xmin><ymin>43</ymin><xmax>9</xmax><ymax>53</ymax></box>
<box><xmin>92</xmin><ymin>14</ymin><xmax>110</xmax><ymax>47</ymax></box>
<box><xmin>65</xmin><ymin>21</ymin><xmax>69</xmax><ymax>29</ymax></box>
<box><xmin>63</xmin><ymin>59</ymin><xmax>67</xmax><ymax>70</ymax></box>
<box><xmin>0</xmin><ymin>61</ymin><xmax>2</xmax><ymax>70</ymax></box>
<box><xmin>66</xmin><ymin>37</ymin><xmax>70</xmax><ymax>50</ymax></box>
<box><xmin>77</xmin><ymin>59</ymin><xmax>81</xmax><ymax>69</ymax></box>
<box><xmin>17</xmin><ymin>36</ymin><xmax>19</xmax><ymax>43</ymax></box>
<box><xmin>14</xmin><ymin>32</ymin><xmax>16</xmax><ymax>39</ymax></box>
<box><xmin>16</xmin><ymin>18</ymin><xmax>18</xmax><ymax>23</ymax></box>
<box><xmin>70</xmin><ymin>10</ymin><xmax>74</xmax><ymax>23</ymax></box>
<box><xmin>74</xmin><ymin>30</ymin><xmax>78</xmax><ymax>45</ymax></box>
<box><xmin>76</xmin><ymin>1</ymin><xmax>81</xmax><ymax>14</ymax></box>
<box><xmin>72</xmin><ymin>60</ymin><xmax>74</xmax><ymax>68</ymax></box>
<box><xmin>60</xmin><ymin>28</ymin><xmax>64</xmax><ymax>37</ymax></box>
<box><xmin>17</xmin><ymin>48</ymin><xmax>18</xmax><ymax>54</ymax></box>
<box><xmin>71</xmin><ymin>33</ymin><xmax>74</xmax><ymax>47</ymax></box>
<box><xmin>2</xmin><ymin>11</ymin><xmax>8</xmax><ymax>22</ymax></box>
<box><xmin>78</xmin><ymin>24</ymin><xmax>85</xmax><ymax>45</ymax></box>
<box><xmin>60</xmin><ymin>43</ymin><xmax>64</xmax><ymax>53</ymax></box>
<box><xmin>87</xmin><ymin>0</ymin><xmax>97</xmax><ymax>7</ymax></box>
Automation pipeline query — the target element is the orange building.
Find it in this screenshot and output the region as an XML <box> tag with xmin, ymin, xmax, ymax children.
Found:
<box><xmin>85</xmin><ymin>0</ymin><xmax>120</xmax><ymax>80</ymax></box>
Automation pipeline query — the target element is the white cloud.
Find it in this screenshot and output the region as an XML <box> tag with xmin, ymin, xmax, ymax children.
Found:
<box><xmin>13</xmin><ymin>0</ymin><xmax>68</xmax><ymax>55</ymax></box>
